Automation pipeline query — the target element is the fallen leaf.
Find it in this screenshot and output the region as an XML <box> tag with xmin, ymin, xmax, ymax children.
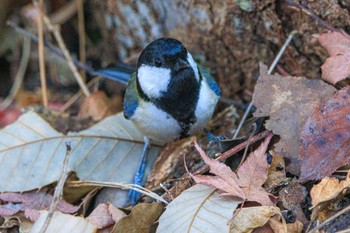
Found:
<box><xmin>0</xmin><ymin>191</ymin><xmax>79</xmax><ymax>222</ymax></box>
<box><xmin>78</xmin><ymin>91</ymin><xmax>118</xmax><ymax>121</ymax></box>
<box><xmin>108</xmin><ymin>203</ymin><xmax>127</xmax><ymax>223</ymax></box>
<box><xmin>268</xmin><ymin>215</ymin><xmax>303</xmax><ymax>233</ymax></box>
<box><xmin>309</xmin><ymin>172</ymin><xmax>350</xmax><ymax>222</ymax></box>
<box><xmin>190</xmin><ymin>133</ymin><xmax>274</xmax><ymax>206</ymax></box>
<box><xmin>0</xmin><ymin>111</ymin><xmax>162</xmax><ymax>192</ymax></box>
<box><xmin>30</xmin><ymin>211</ymin><xmax>97</xmax><ymax>233</ymax></box>
<box><xmin>252</xmin><ymin>63</ymin><xmax>335</xmax><ymax>175</ymax></box>
<box><xmin>87</xmin><ymin>203</ymin><xmax>126</xmax><ymax>229</ymax></box>
<box><xmin>310</xmin><ymin>174</ymin><xmax>350</xmax><ymax>208</ymax></box>
<box><xmin>229</xmin><ymin>206</ymin><xmax>280</xmax><ymax>233</ymax></box>
<box><xmin>264</xmin><ymin>151</ymin><xmax>286</xmax><ymax>191</ymax></box>
<box><xmin>113</xmin><ymin>202</ymin><xmax>163</xmax><ymax>233</ymax></box>
<box><xmin>87</xmin><ymin>203</ymin><xmax>114</xmax><ymax>228</ymax></box>
<box><xmin>318</xmin><ymin>31</ymin><xmax>350</xmax><ymax>84</ymax></box>
<box><xmin>157</xmin><ymin>184</ymin><xmax>240</xmax><ymax>233</ymax></box>
<box><xmin>299</xmin><ymin>86</ymin><xmax>350</xmax><ymax>180</ymax></box>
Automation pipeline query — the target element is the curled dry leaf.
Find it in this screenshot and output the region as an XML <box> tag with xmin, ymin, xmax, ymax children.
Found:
<box><xmin>190</xmin><ymin>133</ymin><xmax>274</xmax><ymax>206</ymax></box>
<box><xmin>299</xmin><ymin>86</ymin><xmax>350</xmax><ymax>181</ymax></box>
<box><xmin>318</xmin><ymin>31</ymin><xmax>350</xmax><ymax>85</ymax></box>
<box><xmin>229</xmin><ymin>206</ymin><xmax>280</xmax><ymax>233</ymax></box>
<box><xmin>268</xmin><ymin>215</ymin><xmax>303</xmax><ymax>233</ymax></box>
<box><xmin>310</xmin><ymin>172</ymin><xmax>350</xmax><ymax>218</ymax></box>
<box><xmin>252</xmin><ymin>63</ymin><xmax>335</xmax><ymax>176</ymax></box>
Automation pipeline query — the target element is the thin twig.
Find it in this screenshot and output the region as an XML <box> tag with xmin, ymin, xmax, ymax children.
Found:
<box><xmin>236</xmin><ymin>123</ymin><xmax>257</xmax><ymax>169</ymax></box>
<box><xmin>67</xmin><ymin>180</ymin><xmax>168</xmax><ymax>204</ymax></box>
<box><xmin>41</xmin><ymin>12</ymin><xmax>90</xmax><ymax>97</ymax></box>
<box><xmin>0</xmin><ymin>37</ymin><xmax>31</xmax><ymax>109</ymax></box>
<box><xmin>39</xmin><ymin>142</ymin><xmax>72</xmax><ymax>233</ymax></box>
<box><xmin>36</xmin><ymin>0</ymin><xmax>48</xmax><ymax>107</ymax></box>
<box><xmin>232</xmin><ymin>30</ymin><xmax>297</xmax><ymax>139</ymax></box>
<box><xmin>77</xmin><ymin>0</ymin><xmax>86</xmax><ymax>80</ymax></box>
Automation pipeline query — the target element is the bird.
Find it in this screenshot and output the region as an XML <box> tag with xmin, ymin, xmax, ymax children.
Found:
<box><xmin>122</xmin><ymin>38</ymin><xmax>221</xmax><ymax>204</ymax></box>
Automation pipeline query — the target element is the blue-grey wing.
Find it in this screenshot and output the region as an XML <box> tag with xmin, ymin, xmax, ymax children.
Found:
<box><xmin>199</xmin><ymin>65</ymin><xmax>221</xmax><ymax>96</ymax></box>
<box><xmin>123</xmin><ymin>72</ymin><xmax>139</xmax><ymax>119</ymax></box>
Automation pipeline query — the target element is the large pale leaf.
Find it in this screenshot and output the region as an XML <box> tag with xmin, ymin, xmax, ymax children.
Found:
<box><xmin>30</xmin><ymin>211</ymin><xmax>97</xmax><ymax>233</ymax></box>
<box><xmin>0</xmin><ymin>111</ymin><xmax>162</xmax><ymax>192</ymax></box>
<box><xmin>157</xmin><ymin>184</ymin><xmax>240</xmax><ymax>233</ymax></box>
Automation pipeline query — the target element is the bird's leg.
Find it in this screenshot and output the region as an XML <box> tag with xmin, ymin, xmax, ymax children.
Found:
<box><xmin>128</xmin><ymin>136</ymin><xmax>150</xmax><ymax>205</ymax></box>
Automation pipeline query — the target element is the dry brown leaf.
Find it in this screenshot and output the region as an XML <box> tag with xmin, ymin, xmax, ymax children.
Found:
<box><xmin>191</xmin><ymin>133</ymin><xmax>274</xmax><ymax>206</ymax></box>
<box><xmin>268</xmin><ymin>215</ymin><xmax>303</xmax><ymax>233</ymax></box>
<box><xmin>78</xmin><ymin>91</ymin><xmax>118</xmax><ymax>121</ymax></box>
<box><xmin>311</xmin><ymin>176</ymin><xmax>350</xmax><ymax>207</ymax></box>
<box><xmin>252</xmin><ymin>63</ymin><xmax>335</xmax><ymax>175</ymax></box>
<box><xmin>229</xmin><ymin>206</ymin><xmax>280</xmax><ymax>233</ymax></box>
<box><xmin>112</xmin><ymin>202</ymin><xmax>163</xmax><ymax>233</ymax></box>
<box><xmin>0</xmin><ymin>191</ymin><xmax>79</xmax><ymax>222</ymax></box>
<box><xmin>264</xmin><ymin>151</ymin><xmax>286</xmax><ymax>191</ymax></box>
<box><xmin>318</xmin><ymin>31</ymin><xmax>350</xmax><ymax>84</ymax></box>
<box><xmin>310</xmin><ymin>172</ymin><xmax>350</xmax><ymax>217</ymax></box>
<box><xmin>299</xmin><ymin>86</ymin><xmax>350</xmax><ymax>180</ymax></box>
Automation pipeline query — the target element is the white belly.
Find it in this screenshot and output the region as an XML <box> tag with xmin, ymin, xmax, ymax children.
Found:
<box><xmin>131</xmin><ymin>100</ymin><xmax>182</xmax><ymax>143</ymax></box>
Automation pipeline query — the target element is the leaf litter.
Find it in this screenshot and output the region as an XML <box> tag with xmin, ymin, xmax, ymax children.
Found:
<box><xmin>2</xmin><ymin>8</ymin><xmax>350</xmax><ymax>233</ymax></box>
<box><xmin>189</xmin><ymin>133</ymin><xmax>274</xmax><ymax>206</ymax></box>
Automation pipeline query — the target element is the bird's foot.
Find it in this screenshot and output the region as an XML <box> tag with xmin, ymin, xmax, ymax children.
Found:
<box><xmin>128</xmin><ymin>137</ymin><xmax>150</xmax><ymax>205</ymax></box>
<box><xmin>204</xmin><ymin>129</ymin><xmax>227</xmax><ymax>151</ymax></box>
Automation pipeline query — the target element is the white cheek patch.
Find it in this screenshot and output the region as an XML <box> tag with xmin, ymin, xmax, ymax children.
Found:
<box><xmin>138</xmin><ymin>65</ymin><xmax>171</xmax><ymax>98</ymax></box>
<box><xmin>187</xmin><ymin>52</ymin><xmax>199</xmax><ymax>81</ymax></box>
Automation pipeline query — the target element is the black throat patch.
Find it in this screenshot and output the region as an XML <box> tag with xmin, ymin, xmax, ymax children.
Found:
<box><xmin>138</xmin><ymin>68</ymin><xmax>201</xmax><ymax>137</ymax></box>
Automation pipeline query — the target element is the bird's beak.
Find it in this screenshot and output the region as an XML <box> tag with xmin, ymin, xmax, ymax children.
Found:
<box><xmin>174</xmin><ymin>58</ymin><xmax>190</xmax><ymax>71</ymax></box>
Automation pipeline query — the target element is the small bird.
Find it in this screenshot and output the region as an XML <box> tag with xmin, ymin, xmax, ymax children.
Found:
<box><xmin>124</xmin><ymin>38</ymin><xmax>221</xmax><ymax>142</ymax></box>
<box><xmin>123</xmin><ymin>38</ymin><xmax>221</xmax><ymax>203</ymax></box>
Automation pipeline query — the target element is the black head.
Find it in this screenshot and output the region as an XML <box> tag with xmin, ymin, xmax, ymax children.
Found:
<box><xmin>137</xmin><ymin>38</ymin><xmax>190</xmax><ymax>72</ymax></box>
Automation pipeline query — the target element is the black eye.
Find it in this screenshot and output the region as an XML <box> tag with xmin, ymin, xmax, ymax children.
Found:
<box><xmin>153</xmin><ymin>57</ymin><xmax>162</xmax><ymax>67</ymax></box>
<box><xmin>183</xmin><ymin>47</ymin><xmax>187</xmax><ymax>54</ymax></box>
